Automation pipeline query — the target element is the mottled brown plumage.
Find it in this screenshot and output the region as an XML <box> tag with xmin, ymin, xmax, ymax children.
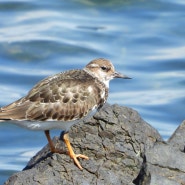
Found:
<box><xmin>0</xmin><ymin>69</ymin><xmax>107</xmax><ymax>123</ymax></box>
<box><xmin>0</xmin><ymin>58</ymin><xmax>130</xmax><ymax>170</ymax></box>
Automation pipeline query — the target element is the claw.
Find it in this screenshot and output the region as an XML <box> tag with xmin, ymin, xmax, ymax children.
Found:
<box><xmin>70</xmin><ymin>153</ymin><xmax>89</xmax><ymax>170</ymax></box>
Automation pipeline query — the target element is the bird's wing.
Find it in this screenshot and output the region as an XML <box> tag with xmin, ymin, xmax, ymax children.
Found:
<box><xmin>0</xmin><ymin>70</ymin><xmax>106</xmax><ymax>121</ymax></box>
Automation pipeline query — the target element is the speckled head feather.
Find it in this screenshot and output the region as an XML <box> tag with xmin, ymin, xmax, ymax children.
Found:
<box><xmin>84</xmin><ymin>58</ymin><xmax>130</xmax><ymax>87</ymax></box>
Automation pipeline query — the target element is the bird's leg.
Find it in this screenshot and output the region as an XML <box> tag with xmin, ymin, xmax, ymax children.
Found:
<box><xmin>63</xmin><ymin>133</ymin><xmax>89</xmax><ymax>170</ymax></box>
<box><xmin>44</xmin><ymin>130</ymin><xmax>88</xmax><ymax>169</ymax></box>
<box><xmin>44</xmin><ymin>130</ymin><xmax>58</xmax><ymax>153</ymax></box>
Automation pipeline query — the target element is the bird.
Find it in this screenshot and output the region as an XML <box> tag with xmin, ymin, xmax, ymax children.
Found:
<box><xmin>0</xmin><ymin>58</ymin><xmax>131</xmax><ymax>170</ymax></box>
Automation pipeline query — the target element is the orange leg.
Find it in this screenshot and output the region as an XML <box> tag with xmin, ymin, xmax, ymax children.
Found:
<box><xmin>44</xmin><ymin>130</ymin><xmax>89</xmax><ymax>170</ymax></box>
<box><xmin>44</xmin><ymin>130</ymin><xmax>56</xmax><ymax>153</ymax></box>
<box><xmin>63</xmin><ymin>133</ymin><xmax>89</xmax><ymax>170</ymax></box>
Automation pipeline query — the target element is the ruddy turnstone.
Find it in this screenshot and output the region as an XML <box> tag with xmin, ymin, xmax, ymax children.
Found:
<box><xmin>0</xmin><ymin>58</ymin><xmax>130</xmax><ymax>170</ymax></box>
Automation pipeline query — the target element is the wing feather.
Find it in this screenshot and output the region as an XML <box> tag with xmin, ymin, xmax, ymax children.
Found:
<box><xmin>0</xmin><ymin>70</ymin><xmax>107</xmax><ymax>121</ymax></box>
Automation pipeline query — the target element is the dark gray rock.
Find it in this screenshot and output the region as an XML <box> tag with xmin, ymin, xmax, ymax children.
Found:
<box><xmin>4</xmin><ymin>104</ymin><xmax>185</xmax><ymax>185</ymax></box>
<box><xmin>134</xmin><ymin>119</ymin><xmax>185</xmax><ymax>185</ymax></box>
<box><xmin>143</xmin><ymin>142</ymin><xmax>185</xmax><ymax>185</ymax></box>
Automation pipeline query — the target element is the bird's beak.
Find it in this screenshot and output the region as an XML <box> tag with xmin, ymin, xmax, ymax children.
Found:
<box><xmin>113</xmin><ymin>71</ymin><xmax>132</xmax><ymax>79</ymax></box>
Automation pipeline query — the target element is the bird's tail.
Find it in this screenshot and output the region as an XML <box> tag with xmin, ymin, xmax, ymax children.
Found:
<box><xmin>0</xmin><ymin>107</ymin><xmax>11</xmax><ymax>121</ymax></box>
<box><xmin>0</xmin><ymin>98</ymin><xmax>28</xmax><ymax>121</ymax></box>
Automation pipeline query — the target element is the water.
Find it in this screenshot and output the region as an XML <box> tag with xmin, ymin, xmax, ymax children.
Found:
<box><xmin>0</xmin><ymin>0</ymin><xmax>185</xmax><ymax>183</ymax></box>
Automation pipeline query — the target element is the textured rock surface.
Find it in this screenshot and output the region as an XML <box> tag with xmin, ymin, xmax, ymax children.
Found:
<box><xmin>138</xmin><ymin>120</ymin><xmax>185</xmax><ymax>185</ymax></box>
<box><xmin>4</xmin><ymin>104</ymin><xmax>185</xmax><ymax>185</ymax></box>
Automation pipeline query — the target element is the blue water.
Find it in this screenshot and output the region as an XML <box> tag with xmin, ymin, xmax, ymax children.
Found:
<box><xmin>0</xmin><ymin>0</ymin><xmax>185</xmax><ymax>183</ymax></box>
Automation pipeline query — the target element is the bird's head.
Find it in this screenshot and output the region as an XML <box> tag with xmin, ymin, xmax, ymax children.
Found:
<box><xmin>84</xmin><ymin>58</ymin><xmax>131</xmax><ymax>87</ymax></box>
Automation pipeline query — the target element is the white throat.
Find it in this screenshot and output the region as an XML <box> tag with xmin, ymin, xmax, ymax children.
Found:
<box><xmin>102</xmin><ymin>79</ymin><xmax>110</xmax><ymax>88</ymax></box>
<box><xmin>83</xmin><ymin>68</ymin><xmax>110</xmax><ymax>88</ymax></box>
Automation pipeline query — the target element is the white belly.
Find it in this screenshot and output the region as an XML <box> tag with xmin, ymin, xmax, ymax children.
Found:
<box><xmin>11</xmin><ymin>119</ymin><xmax>79</xmax><ymax>131</ymax></box>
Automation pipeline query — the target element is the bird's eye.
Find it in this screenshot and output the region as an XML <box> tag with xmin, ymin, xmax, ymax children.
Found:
<box><xmin>101</xmin><ymin>66</ymin><xmax>107</xmax><ymax>71</ymax></box>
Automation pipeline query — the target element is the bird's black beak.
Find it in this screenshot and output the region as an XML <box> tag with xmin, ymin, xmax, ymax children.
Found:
<box><xmin>113</xmin><ymin>71</ymin><xmax>132</xmax><ymax>79</ymax></box>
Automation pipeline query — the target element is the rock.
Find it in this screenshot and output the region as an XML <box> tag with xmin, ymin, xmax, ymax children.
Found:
<box><xmin>4</xmin><ymin>104</ymin><xmax>185</xmax><ymax>185</ymax></box>
<box><xmin>144</xmin><ymin>142</ymin><xmax>185</xmax><ymax>185</ymax></box>
<box><xmin>168</xmin><ymin>120</ymin><xmax>185</xmax><ymax>152</ymax></box>
<box><xmin>134</xmin><ymin>120</ymin><xmax>185</xmax><ymax>185</ymax></box>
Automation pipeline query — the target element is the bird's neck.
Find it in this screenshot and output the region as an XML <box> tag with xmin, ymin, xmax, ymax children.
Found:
<box><xmin>83</xmin><ymin>68</ymin><xmax>110</xmax><ymax>88</ymax></box>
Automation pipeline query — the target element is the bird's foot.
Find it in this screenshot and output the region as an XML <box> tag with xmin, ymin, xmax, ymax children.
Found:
<box><xmin>69</xmin><ymin>153</ymin><xmax>89</xmax><ymax>170</ymax></box>
<box><xmin>63</xmin><ymin>133</ymin><xmax>89</xmax><ymax>170</ymax></box>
